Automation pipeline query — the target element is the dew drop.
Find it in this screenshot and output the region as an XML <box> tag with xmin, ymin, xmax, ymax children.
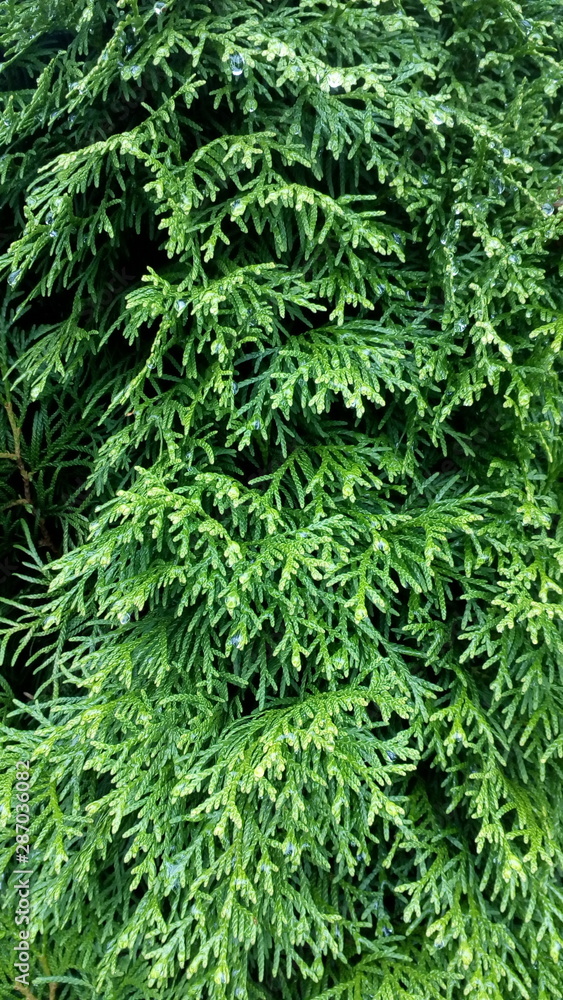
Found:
<box><xmin>231</xmin><ymin>199</ymin><xmax>244</xmax><ymax>215</ymax></box>
<box><xmin>8</xmin><ymin>269</ymin><xmax>22</xmax><ymax>287</ymax></box>
<box><xmin>119</xmin><ymin>612</ymin><xmax>131</xmax><ymax>625</ymax></box>
<box><xmin>153</xmin><ymin>1</ymin><xmax>167</xmax><ymax>14</ymax></box>
<box><xmin>508</xmin><ymin>252</ymin><xmax>521</xmax><ymax>264</ymax></box>
<box><xmin>541</xmin><ymin>203</ymin><xmax>554</xmax><ymax>216</ymax></box>
<box><xmin>246</xmin><ymin>98</ymin><xmax>257</xmax><ymax>113</ymax></box>
<box><xmin>454</xmin><ymin>318</ymin><xmax>468</xmax><ymax>332</ymax></box>
<box><xmin>386</xmin><ymin>750</ymin><xmax>397</xmax><ymax>761</ymax></box>
<box><xmin>382</xmin><ymin>926</ymin><xmax>393</xmax><ymax>937</ymax></box>
<box><xmin>502</xmin><ymin>147</ymin><xmax>511</xmax><ymax>159</ymax></box>
<box><xmin>432</xmin><ymin>111</ymin><xmax>446</xmax><ymax>125</ymax></box>
<box><xmin>228</xmin><ymin>633</ymin><xmax>243</xmax><ymax>648</ymax></box>
<box><xmin>229</xmin><ymin>53</ymin><xmax>244</xmax><ymax>77</ymax></box>
<box><xmin>520</xmin><ymin>18</ymin><xmax>532</xmax><ymax>34</ymax></box>
<box><xmin>327</xmin><ymin>71</ymin><xmax>343</xmax><ymax>89</ymax></box>
<box><xmin>42</xmin><ymin>615</ymin><xmax>58</xmax><ymax>631</ymax></box>
<box><xmin>253</xmin><ymin>419</ymin><xmax>261</xmax><ymax>429</ymax></box>
<box><xmin>174</xmin><ymin>298</ymin><xmax>187</xmax><ymax>314</ymax></box>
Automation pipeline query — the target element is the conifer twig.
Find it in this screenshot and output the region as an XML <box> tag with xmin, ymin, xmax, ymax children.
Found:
<box><xmin>14</xmin><ymin>984</ymin><xmax>39</xmax><ymax>1000</ymax></box>
<box><xmin>2</xmin><ymin>400</ymin><xmax>58</xmax><ymax>554</ymax></box>
<box><xmin>39</xmin><ymin>953</ymin><xmax>58</xmax><ymax>1000</ymax></box>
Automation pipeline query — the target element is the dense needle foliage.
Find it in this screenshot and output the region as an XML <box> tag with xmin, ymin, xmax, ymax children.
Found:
<box><xmin>1</xmin><ymin>1</ymin><xmax>563</xmax><ymax>998</ymax></box>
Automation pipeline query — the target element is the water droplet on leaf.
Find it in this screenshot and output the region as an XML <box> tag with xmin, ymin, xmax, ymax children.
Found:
<box><xmin>229</xmin><ymin>53</ymin><xmax>244</xmax><ymax>77</ymax></box>
<box><xmin>327</xmin><ymin>71</ymin><xmax>343</xmax><ymax>89</ymax></box>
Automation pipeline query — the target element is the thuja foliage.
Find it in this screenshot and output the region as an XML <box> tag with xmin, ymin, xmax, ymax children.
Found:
<box><xmin>1</xmin><ymin>0</ymin><xmax>563</xmax><ymax>997</ymax></box>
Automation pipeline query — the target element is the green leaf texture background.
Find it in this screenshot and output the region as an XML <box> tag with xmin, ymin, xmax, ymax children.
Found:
<box><xmin>0</xmin><ymin>1</ymin><xmax>563</xmax><ymax>998</ymax></box>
